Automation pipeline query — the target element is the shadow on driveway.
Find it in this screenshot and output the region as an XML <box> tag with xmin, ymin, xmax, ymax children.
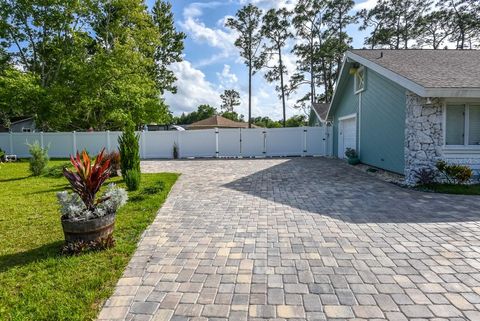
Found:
<box><xmin>222</xmin><ymin>158</ymin><xmax>480</xmax><ymax>224</ymax></box>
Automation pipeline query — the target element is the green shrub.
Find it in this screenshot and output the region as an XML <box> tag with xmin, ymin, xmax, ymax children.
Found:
<box><xmin>436</xmin><ymin>160</ymin><xmax>473</xmax><ymax>185</ymax></box>
<box><xmin>118</xmin><ymin>120</ymin><xmax>140</xmax><ymax>177</ymax></box>
<box><xmin>28</xmin><ymin>141</ymin><xmax>49</xmax><ymax>176</ymax></box>
<box><xmin>345</xmin><ymin>148</ymin><xmax>357</xmax><ymax>159</ymax></box>
<box><xmin>43</xmin><ymin>162</ymin><xmax>72</xmax><ymax>178</ymax></box>
<box><xmin>0</xmin><ymin>148</ymin><xmax>5</xmax><ymax>162</ymax></box>
<box><xmin>124</xmin><ymin>169</ymin><xmax>141</xmax><ymax>191</ymax></box>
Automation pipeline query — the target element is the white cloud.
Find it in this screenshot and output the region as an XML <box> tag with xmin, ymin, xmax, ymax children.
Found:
<box><xmin>217</xmin><ymin>64</ymin><xmax>238</xmax><ymax>88</ymax></box>
<box><xmin>180</xmin><ymin>1</ymin><xmax>237</xmax><ymax>66</ymax></box>
<box><xmin>164</xmin><ymin>61</ymin><xmax>221</xmax><ymax>114</ymax></box>
<box><xmin>354</xmin><ymin>0</ymin><xmax>378</xmax><ymax>11</ymax></box>
<box><xmin>239</xmin><ymin>0</ymin><xmax>297</xmax><ymax>11</ymax></box>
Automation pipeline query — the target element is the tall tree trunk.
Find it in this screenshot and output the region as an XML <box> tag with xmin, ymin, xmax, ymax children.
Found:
<box><xmin>278</xmin><ymin>48</ymin><xmax>286</xmax><ymax>128</ymax></box>
<box><xmin>310</xmin><ymin>39</ymin><xmax>315</xmax><ymax>108</ymax></box>
<box><xmin>248</xmin><ymin>62</ymin><xmax>252</xmax><ymax>128</ymax></box>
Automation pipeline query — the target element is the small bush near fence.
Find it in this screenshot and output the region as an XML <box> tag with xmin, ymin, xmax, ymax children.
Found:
<box><xmin>118</xmin><ymin>121</ymin><xmax>140</xmax><ymax>176</ymax></box>
<box><xmin>436</xmin><ymin>160</ymin><xmax>473</xmax><ymax>185</ymax></box>
<box><xmin>124</xmin><ymin>169</ymin><xmax>141</xmax><ymax>191</ymax></box>
<box><xmin>28</xmin><ymin>141</ymin><xmax>49</xmax><ymax>176</ymax></box>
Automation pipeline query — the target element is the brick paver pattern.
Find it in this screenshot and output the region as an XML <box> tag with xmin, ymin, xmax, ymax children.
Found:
<box><xmin>99</xmin><ymin>158</ymin><xmax>480</xmax><ymax>321</ymax></box>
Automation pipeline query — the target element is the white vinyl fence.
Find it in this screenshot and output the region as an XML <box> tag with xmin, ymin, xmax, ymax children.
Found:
<box><xmin>0</xmin><ymin>127</ymin><xmax>332</xmax><ymax>159</ymax></box>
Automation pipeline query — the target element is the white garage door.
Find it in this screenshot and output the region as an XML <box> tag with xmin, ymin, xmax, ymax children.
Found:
<box><xmin>338</xmin><ymin>116</ymin><xmax>357</xmax><ymax>159</ymax></box>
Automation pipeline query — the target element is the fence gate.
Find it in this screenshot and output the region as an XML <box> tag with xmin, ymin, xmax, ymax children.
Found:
<box><xmin>0</xmin><ymin>126</ymin><xmax>332</xmax><ymax>159</ymax></box>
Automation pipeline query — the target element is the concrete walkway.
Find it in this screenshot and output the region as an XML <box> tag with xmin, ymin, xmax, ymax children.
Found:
<box><xmin>99</xmin><ymin>158</ymin><xmax>480</xmax><ymax>321</ymax></box>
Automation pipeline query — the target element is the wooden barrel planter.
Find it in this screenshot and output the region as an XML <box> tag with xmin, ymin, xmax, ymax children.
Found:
<box><xmin>61</xmin><ymin>214</ymin><xmax>116</xmax><ymax>243</ymax></box>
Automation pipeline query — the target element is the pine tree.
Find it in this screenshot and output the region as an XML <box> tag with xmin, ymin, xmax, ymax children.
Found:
<box><xmin>118</xmin><ymin>120</ymin><xmax>140</xmax><ymax>177</ymax></box>
<box><xmin>261</xmin><ymin>8</ymin><xmax>292</xmax><ymax>127</ymax></box>
<box><xmin>220</xmin><ymin>89</ymin><xmax>241</xmax><ymax>113</ymax></box>
<box><xmin>226</xmin><ymin>4</ymin><xmax>264</xmax><ymax>128</ymax></box>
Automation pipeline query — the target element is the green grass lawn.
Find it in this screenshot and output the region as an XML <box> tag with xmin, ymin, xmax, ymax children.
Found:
<box><xmin>418</xmin><ymin>183</ymin><xmax>480</xmax><ymax>195</ymax></box>
<box><xmin>0</xmin><ymin>160</ymin><xmax>178</xmax><ymax>321</ymax></box>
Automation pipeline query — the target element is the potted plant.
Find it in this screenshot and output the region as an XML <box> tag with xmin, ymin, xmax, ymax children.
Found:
<box><xmin>57</xmin><ymin>149</ymin><xmax>127</xmax><ymax>247</ymax></box>
<box><xmin>345</xmin><ymin>148</ymin><xmax>360</xmax><ymax>165</ymax></box>
<box><xmin>173</xmin><ymin>142</ymin><xmax>179</xmax><ymax>159</ymax></box>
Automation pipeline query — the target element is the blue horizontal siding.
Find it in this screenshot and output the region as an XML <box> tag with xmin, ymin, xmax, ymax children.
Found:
<box><xmin>360</xmin><ymin>70</ymin><xmax>406</xmax><ymax>174</ymax></box>
<box><xmin>333</xmin><ymin>74</ymin><xmax>359</xmax><ymax>157</ymax></box>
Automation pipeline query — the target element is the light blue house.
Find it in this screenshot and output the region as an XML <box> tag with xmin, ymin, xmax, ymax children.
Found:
<box><xmin>326</xmin><ymin>50</ymin><xmax>480</xmax><ymax>185</ymax></box>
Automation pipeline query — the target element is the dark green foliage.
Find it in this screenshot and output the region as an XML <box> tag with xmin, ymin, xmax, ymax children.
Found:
<box><xmin>252</xmin><ymin>117</ymin><xmax>282</xmax><ymax>128</ymax></box>
<box><xmin>345</xmin><ymin>148</ymin><xmax>357</xmax><ymax>159</ymax></box>
<box><xmin>173</xmin><ymin>105</ymin><xmax>217</xmax><ymax>125</ymax></box>
<box><xmin>414</xmin><ymin>167</ymin><xmax>438</xmax><ymax>185</ymax></box>
<box><xmin>251</xmin><ymin>115</ymin><xmax>307</xmax><ymax>128</ymax></box>
<box><xmin>436</xmin><ymin>160</ymin><xmax>473</xmax><ymax>184</ymax></box>
<box><xmin>43</xmin><ymin>162</ymin><xmax>72</xmax><ymax>178</ymax></box>
<box><xmin>221</xmin><ymin>111</ymin><xmax>244</xmax><ymax>122</ymax></box>
<box><xmin>290</xmin><ymin>0</ymin><xmax>355</xmax><ymax>111</ymax></box>
<box><xmin>418</xmin><ymin>183</ymin><xmax>480</xmax><ymax>195</ymax></box>
<box><xmin>0</xmin><ymin>148</ymin><xmax>5</xmax><ymax>162</ymax></box>
<box><xmin>220</xmin><ymin>89</ymin><xmax>241</xmax><ymax>113</ymax></box>
<box><xmin>124</xmin><ymin>169</ymin><xmax>141</xmax><ymax>191</ymax></box>
<box><xmin>28</xmin><ymin>141</ymin><xmax>49</xmax><ymax>176</ymax></box>
<box><xmin>119</xmin><ymin>121</ymin><xmax>141</xmax><ymax>177</ymax></box>
<box><xmin>285</xmin><ymin>115</ymin><xmax>307</xmax><ymax>127</ymax></box>
<box><xmin>173</xmin><ymin>143</ymin><xmax>179</xmax><ymax>159</ymax></box>
<box><xmin>0</xmin><ymin>0</ymin><xmax>183</xmax><ymax>131</ymax></box>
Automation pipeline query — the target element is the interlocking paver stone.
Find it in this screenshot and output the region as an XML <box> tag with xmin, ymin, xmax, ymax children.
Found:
<box><xmin>98</xmin><ymin>158</ymin><xmax>480</xmax><ymax>321</ymax></box>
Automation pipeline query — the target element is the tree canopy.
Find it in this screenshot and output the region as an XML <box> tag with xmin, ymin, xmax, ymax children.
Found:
<box><xmin>0</xmin><ymin>0</ymin><xmax>184</xmax><ymax>131</ymax></box>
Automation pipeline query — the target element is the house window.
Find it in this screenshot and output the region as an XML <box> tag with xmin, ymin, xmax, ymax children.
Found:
<box><xmin>354</xmin><ymin>67</ymin><xmax>365</xmax><ymax>94</ymax></box>
<box><xmin>22</xmin><ymin>127</ymin><xmax>31</xmax><ymax>133</ymax></box>
<box><xmin>445</xmin><ymin>104</ymin><xmax>480</xmax><ymax>146</ymax></box>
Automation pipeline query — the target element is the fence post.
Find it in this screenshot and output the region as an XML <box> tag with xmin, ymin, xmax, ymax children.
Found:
<box><xmin>72</xmin><ymin>131</ymin><xmax>77</xmax><ymax>155</ymax></box>
<box><xmin>263</xmin><ymin>130</ymin><xmax>267</xmax><ymax>156</ymax></box>
<box><xmin>40</xmin><ymin>132</ymin><xmax>44</xmax><ymax>149</ymax></box>
<box><xmin>215</xmin><ymin>128</ymin><xmax>219</xmax><ymax>158</ymax></box>
<box><xmin>303</xmin><ymin>127</ymin><xmax>308</xmax><ymax>157</ymax></box>
<box><xmin>9</xmin><ymin>132</ymin><xmax>13</xmax><ymax>154</ymax></box>
<box><xmin>106</xmin><ymin>130</ymin><xmax>111</xmax><ymax>151</ymax></box>
<box><xmin>141</xmin><ymin>131</ymin><xmax>146</xmax><ymax>159</ymax></box>
<box><xmin>176</xmin><ymin>131</ymin><xmax>181</xmax><ymax>159</ymax></box>
<box><xmin>239</xmin><ymin>128</ymin><xmax>242</xmax><ymax>157</ymax></box>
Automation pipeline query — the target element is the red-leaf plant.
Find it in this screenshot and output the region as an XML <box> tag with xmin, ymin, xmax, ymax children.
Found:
<box><xmin>63</xmin><ymin>149</ymin><xmax>111</xmax><ymax>211</ymax></box>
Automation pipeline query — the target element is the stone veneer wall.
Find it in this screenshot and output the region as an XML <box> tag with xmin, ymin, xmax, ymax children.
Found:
<box><xmin>404</xmin><ymin>92</ymin><xmax>443</xmax><ymax>185</ymax></box>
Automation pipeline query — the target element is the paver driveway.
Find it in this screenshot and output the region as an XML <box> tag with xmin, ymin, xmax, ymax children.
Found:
<box><xmin>99</xmin><ymin>158</ymin><xmax>480</xmax><ymax>321</ymax></box>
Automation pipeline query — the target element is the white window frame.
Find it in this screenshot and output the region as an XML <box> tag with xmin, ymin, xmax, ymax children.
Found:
<box><xmin>443</xmin><ymin>102</ymin><xmax>480</xmax><ymax>149</ymax></box>
<box><xmin>354</xmin><ymin>66</ymin><xmax>366</xmax><ymax>94</ymax></box>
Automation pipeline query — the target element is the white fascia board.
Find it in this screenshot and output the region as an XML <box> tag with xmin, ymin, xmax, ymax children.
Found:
<box><xmin>312</xmin><ymin>107</ymin><xmax>327</xmax><ymax>123</ymax></box>
<box><xmin>325</xmin><ymin>55</ymin><xmax>349</xmax><ymax>120</ymax></box>
<box><xmin>424</xmin><ymin>88</ymin><xmax>480</xmax><ymax>98</ymax></box>
<box><xmin>346</xmin><ymin>52</ymin><xmax>427</xmax><ymax>96</ymax></box>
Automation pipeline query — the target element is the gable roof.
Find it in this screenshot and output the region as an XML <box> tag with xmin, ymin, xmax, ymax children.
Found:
<box><xmin>188</xmin><ymin>115</ymin><xmax>256</xmax><ymax>129</ymax></box>
<box><xmin>311</xmin><ymin>103</ymin><xmax>330</xmax><ymax>122</ymax></box>
<box><xmin>327</xmin><ymin>49</ymin><xmax>480</xmax><ymax>120</ymax></box>
<box><xmin>347</xmin><ymin>49</ymin><xmax>480</xmax><ymax>98</ymax></box>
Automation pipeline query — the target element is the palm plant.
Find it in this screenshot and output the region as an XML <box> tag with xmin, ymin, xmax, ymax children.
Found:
<box><xmin>63</xmin><ymin>149</ymin><xmax>111</xmax><ymax>211</ymax></box>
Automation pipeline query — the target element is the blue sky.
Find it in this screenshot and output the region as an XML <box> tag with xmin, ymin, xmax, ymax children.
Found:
<box><xmin>151</xmin><ymin>0</ymin><xmax>378</xmax><ymax>119</ymax></box>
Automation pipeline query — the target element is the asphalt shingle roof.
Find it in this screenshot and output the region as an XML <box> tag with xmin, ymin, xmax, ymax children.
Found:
<box><xmin>312</xmin><ymin>103</ymin><xmax>330</xmax><ymax>121</ymax></box>
<box><xmin>188</xmin><ymin>115</ymin><xmax>256</xmax><ymax>129</ymax></box>
<box><xmin>350</xmin><ymin>49</ymin><xmax>480</xmax><ymax>89</ymax></box>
